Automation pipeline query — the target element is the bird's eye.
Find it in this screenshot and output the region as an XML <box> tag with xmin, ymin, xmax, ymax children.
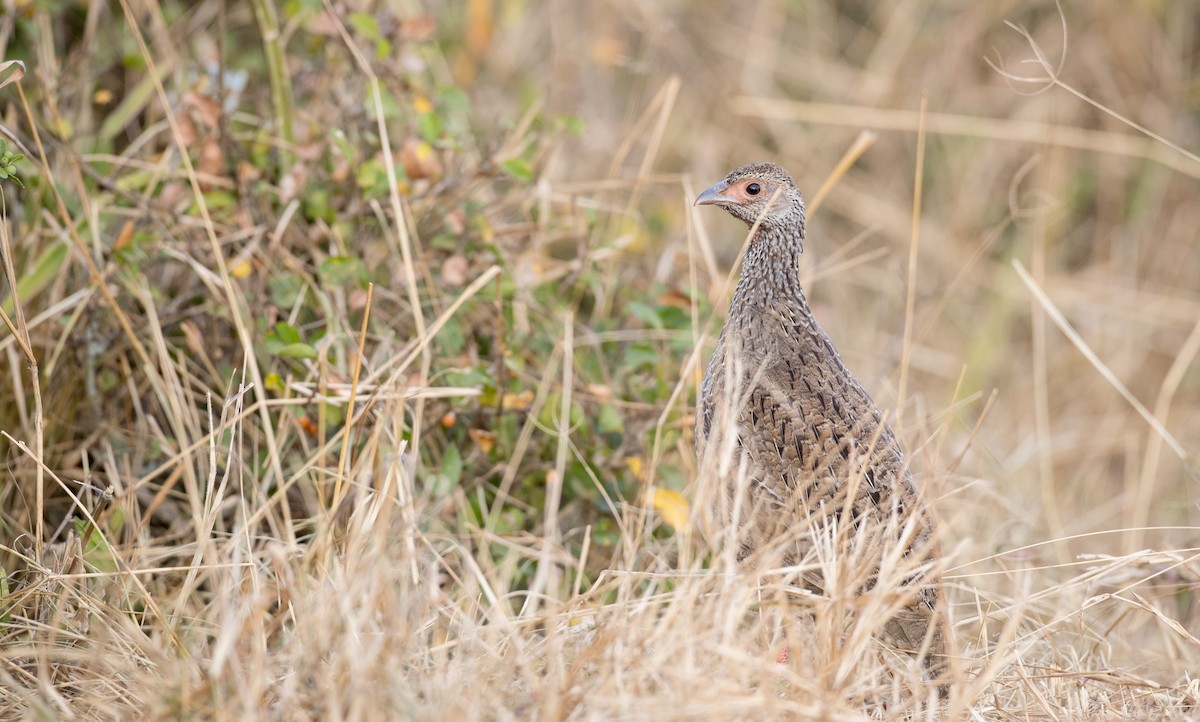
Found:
<box><xmin>746</xmin><ymin>182</ymin><xmax>761</xmax><ymax>196</ymax></box>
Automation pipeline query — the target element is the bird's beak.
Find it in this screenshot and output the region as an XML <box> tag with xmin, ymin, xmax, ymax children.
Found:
<box><xmin>694</xmin><ymin>180</ymin><xmax>732</xmax><ymax>207</ymax></box>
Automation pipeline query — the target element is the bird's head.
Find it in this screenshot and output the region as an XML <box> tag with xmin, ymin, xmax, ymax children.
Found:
<box><xmin>694</xmin><ymin>162</ymin><xmax>805</xmax><ymax>235</ymax></box>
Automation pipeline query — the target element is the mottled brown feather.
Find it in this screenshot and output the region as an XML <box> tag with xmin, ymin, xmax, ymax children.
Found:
<box><xmin>695</xmin><ymin>162</ymin><xmax>947</xmax><ymax>688</ymax></box>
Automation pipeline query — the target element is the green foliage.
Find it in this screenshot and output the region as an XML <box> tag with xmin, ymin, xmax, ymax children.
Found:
<box><xmin>73</xmin><ymin>513</ymin><xmax>123</xmax><ymax>574</ymax></box>
<box><xmin>500</xmin><ymin>157</ymin><xmax>533</xmax><ymax>181</ymax></box>
<box><xmin>0</xmin><ymin>139</ymin><xmax>24</xmax><ymax>188</ymax></box>
<box><xmin>1</xmin><ymin>0</ymin><xmax>705</xmax><ymax>634</ymax></box>
<box><xmin>266</xmin><ymin>322</ymin><xmax>318</xmax><ymax>360</ymax></box>
<box><xmin>2</xmin><ymin>241</ymin><xmax>66</xmax><ymax>314</ymax></box>
<box><xmin>347</xmin><ymin>12</ymin><xmax>392</xmax><ymax>59</ymax></box>
<box><xmin>318</xmin><ymin>256</ymin><xmax>368</xmax><ymax>288</ymax></box>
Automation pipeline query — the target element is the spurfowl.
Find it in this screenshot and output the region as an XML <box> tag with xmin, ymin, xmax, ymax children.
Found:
<box><xmin>693</xmin><ymin>162</ymin><xmax>946</xmax><ymax>689</ymax></box>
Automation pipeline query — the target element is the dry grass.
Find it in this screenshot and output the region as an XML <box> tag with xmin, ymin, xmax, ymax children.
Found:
<box><xmin>2</xmin><ymin>0</ymin><xmax>1200</xmax><ymax>719</ymax></box>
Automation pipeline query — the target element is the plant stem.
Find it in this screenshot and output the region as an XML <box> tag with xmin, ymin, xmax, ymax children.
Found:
<box><xmin>250</xmin><ymin>0</ymin><xmax>295</xmax><ymax>172</ymax></box>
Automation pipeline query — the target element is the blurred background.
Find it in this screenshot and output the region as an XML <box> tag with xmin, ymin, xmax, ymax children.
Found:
<box><xmin>1</xmin><ymin>0</ymin><xmax>1199</xmax><ymax>716</ymax></box>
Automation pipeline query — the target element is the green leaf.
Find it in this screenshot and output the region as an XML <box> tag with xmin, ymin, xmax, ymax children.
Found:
<box><xmin>623</xmin><ymin>342</ymin><xmax>659</xmax><ymax>370</ymax></box>
<box><xmin>268</xmin><ymin>273</ymin><xmax>305</xmax><ymax>307</ymax></box>
<box><xmin>97</xmin><ymin>367</ymin><xmax>120</xmax><ymax>393</ymax></box>
<box><xmin>266</xmin><ymin>323</ymin><xmax>318</xmax><ymax>359</ymax></box>
<box><xmin>319</xmin><ymin>256</ymin><xmax>367</xmax><ymax>287</ymax></box>
<box><xmin>73</xmin><ymin>519</ymin><xmax>119</xmax><ymax>573</ymax></box>
<box><xmin>591</xmin><ymin>518</ymin><xmax>620</xmax><ymax>547</ymax></box>
<box><xmin>537</xmin><ymin>391</ymin><xmax>584</xmax><ymax>431</ymax></box>
<box><xmin>430</xmin><ymin>444</ymin><xmax>463</xmax><ymax>496</ymax></box>
<box><xmin>274</xmin><ymin>322</ymin><xmax>302</xmax><ymax>345</ymax></box>
<box><xmin>109</xmin><ymin>508</ymin><xmax>125</xmax><ymax>533</ymax></box>
<box><xmin>442</xmin><ymin>444</ymin><xmax>463</xmax><ymax>486</ymax></box>
<box><xmin>274</xmin><ymin>342</ymin><xmax>318</xmax><ymax>360</ymax></box>
<box><xmin>303</xmin><ymin>187</ymin><xmax>333</xmax><ymax>222</ymax></box>
<box><xmin>192</xmin><ymin>190</ymin><xmax>236</xmax><ymax>213</ymax></box>
<box><xmin>500</xmin><ymin>157</ymin><xmax>533</xmax><ymax>181</ymax></box>
<box><xmin>375</xmin><ymin>38</ymin><xmax>392</xmax><ymax>60</ymax></box>
<box><xmin>0</xmin><ymin>569</ymin><xmax>10</xmax><ymax>623</ymax></box>
<box><xmin>555</xmin><ymin>114</ymin><xmax>585</xmax><ymax>137</ymax></box>
<box><xmin>417</xmin><ymin>110</ymin><xmax>442</xmax><ymax>143</ymax></box>
<box><xmin>438</xmin><ymin>87</ymin><xmax>470</xmax><ymax>115</ymax></box>
<box><xmin>627</xmin><ymin>300</ymin><xmax>663</xmax><ymax>330</ymax></box>
<box><xmin>437</xmin><ymin>319</ymin><xmax>467</xmax><ymax>356</ymax></box>
<box><xmin>347</xmin><ymin>12</ymin><xmax>380</xmax><ymax>41</ymax></box>
<box><xmin>329</xmin><ymin>128</ymin><xmax>357</xmax><ymax>163</ymax></box>
<box><xmin>494</xmin><ymin>507</ymin><xmax>525</xmax><ymax>534</ymax></box>
<box><xmin>321</xmin><ymin>401</ymin><xmax>345</xmax><ymax>428</ymax></box>
<box><xmin>597</xmin><ymin>404</ymin><xmax>624</xmax><ymax>435</ymax></box>
<box><xmin>3</xmin><ymin>241</ymin><xmax>68</xmax><ymax>315</ymax></box>
<box><xmin>445</xmin><ymin>367</ymin><xmax>493</xmax><ymax>388</ymax></box>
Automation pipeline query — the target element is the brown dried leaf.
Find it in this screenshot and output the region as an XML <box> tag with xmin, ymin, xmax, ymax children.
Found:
<box><xmin>400</xmin><ymin>13</ymin><xmax>436</xmax><ymax>41</ymax></box>
<box><xmin>157</xmin><ymin>181</ymin><xmax>187</xmax><ymax>211</ymax></box>
<box><xmin>0</xmin><ymin>60</ymin><xmax>26</xmax><ymax>90</ymax></box>
<box><xmin>441</xmin><ymin>254</ymin><xmax>468</xmax><ymax>287</ymax></box>
<box><xmin>468</xmin><ymin>428</ymin><xmax>497</xmax><ymax>453</ymax></box>
<box><xmin>294</xmin><ymin>141</ymin><xmax>323</xmax><ymax>162</ymax></box>
<box><xmin>400</xmin><ymin>137</ymin><xmax>442</xmax><ymax>180</ymax></box>
<box><xmin>501</xmin><ymin>389</ymin><xmax>534</xmax><ymax>411</ymax></box>
<box><xmin>113</xmin><ymin>221</ymin><xmax>136</xmax><ymax>252</ymax></box>
<box><xmin>176</xmin><ymin>112</ymin><xmax>199</xmax><ymax>147</ymax></box>
<box><xmin>445</xmin><ymin>209</ymin><xmax>467</xmax><ymax>235</ymax></box>
<box><xmin>237</xmin><ymin>161</ymin><xmax>262</xmax><ymax>185</ymax></box>
<box><xmin>657</xmin><ymin>290</ymin><xmax>692</xmax><ymax>308</ymax></box>
<box><xmin>183</xmin><ymin>90</ymin><xmax>222</xmax><ymax>129</ymax></box>
<box><xmin>585</xmin><ymin>383</ymin><xmax>612</xmax><ymax>400</ymax></box>
<box><xmin>198</xmin><ymin>137</ymin><xmax>225</xmax><ymax>183</ymax></box>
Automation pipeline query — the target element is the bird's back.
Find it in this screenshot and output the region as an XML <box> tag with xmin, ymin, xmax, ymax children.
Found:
<box><xmin>697</xmin><ymin>292</ymin><xmax>927</xmax><ymax>550</ymax></box>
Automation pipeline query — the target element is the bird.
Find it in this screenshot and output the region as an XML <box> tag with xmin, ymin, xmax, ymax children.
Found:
<box><xmin>693</xmin><ymin>162</ymin><xmax>946</xmax><ymax>691</ymax></box>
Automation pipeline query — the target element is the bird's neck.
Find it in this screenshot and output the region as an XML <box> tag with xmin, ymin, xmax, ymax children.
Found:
<box><xmin>731</xmin><ymin>225</ymin><xmax>809</xmax><ymax>309</ymax></box>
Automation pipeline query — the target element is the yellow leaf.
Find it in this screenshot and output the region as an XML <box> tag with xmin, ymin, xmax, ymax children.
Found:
<box><xmin>477</xmin><ymin>216</ymin><xmax>494</xmax><ymax>243</ymax></box>
<box><xmin>412</xmin><ymin>96</ymin><xmax>433</xmax><ymax>114</ymax></box>
<box><xmin>53</xmin><ymin>116</ymin><xmax>72</xmax><ymax>140</ymax></box>
<box><xmin>651</xmin><ymin>488</ymin><xmax>690</xmax><ymax>532</ymax></box>
<box><xmin>400</xmin><ymin>137</ymin><xmax>441</xmax><ymax>180</ymax></box>
<box><xmin>501</xmin><ymin>389</ymin><xmax>534</xmax><ymax>411</ymax></box>
<box><xmin>264</xmin><ymin>372</ymin><xmax>284</xmax><ymax>392</ymax></box>
<box><xmin>624</xmin><ymin>456</ymin><xmax>644</xmax><ymax>481</ymax></box>
<box><xmin>230</xmin><ymin>259</ymin><xmax>253</xmax><ymax>279</ymax></box>
<box><xmin>468</xmin><ymin>428</ymin><xmax>496</xmax><ymax>453</ymax></box>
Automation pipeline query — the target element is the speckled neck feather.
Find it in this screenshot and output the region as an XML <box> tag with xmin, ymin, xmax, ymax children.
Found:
<box><xmin>732</xmin><ymin>223</ymin><xmax>807</xmax><ymax>308</ymax></box>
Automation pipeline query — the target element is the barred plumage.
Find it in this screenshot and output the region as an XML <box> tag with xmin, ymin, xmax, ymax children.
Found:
<box><xmin>695</xmin><ymin>162</ymin><xmax>947</xmax><ymax>689</ymax></box>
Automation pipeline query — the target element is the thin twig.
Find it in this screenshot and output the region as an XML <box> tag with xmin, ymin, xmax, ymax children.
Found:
<box><xmin>1013</xmin><ymin>259</ymin><xmax>1191</xmax><ymax>465</ymax></box>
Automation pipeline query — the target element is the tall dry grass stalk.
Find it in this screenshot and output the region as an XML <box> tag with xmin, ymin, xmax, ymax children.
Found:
<box><xmin>2</xmin><ymin>1</ymin><xmax>1199</xmax><ymax>720</ymax></box>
